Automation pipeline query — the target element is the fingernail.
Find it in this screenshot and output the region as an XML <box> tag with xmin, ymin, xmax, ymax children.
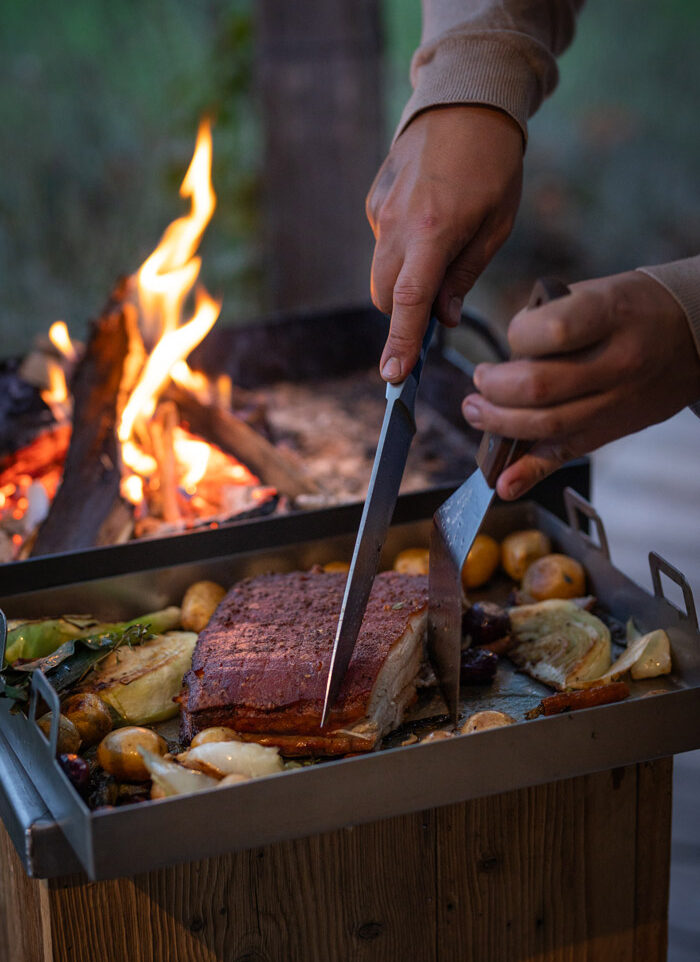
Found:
<box><xmin>473</xmin><ymin>363</ymin><xmax>491</xmax><ymax>390</ymax></box>
<box><xmin>462</xmin><ymin>400</ymin><xmax>482</xmax><ymax>425</ymax></box>
<box><xmin>448</xmin><ymin>296</ymin><xmax>462</xmax><ymax>326</ymax></box>
<box><xmin>505</xmin><ymin>480</ymin><xmax>523</xmax><ymax>500</ymax></box>
<box><xmin>381</xmin><ymin>356</ymin><xmax>401</xmax><ymax>380</ymax></box>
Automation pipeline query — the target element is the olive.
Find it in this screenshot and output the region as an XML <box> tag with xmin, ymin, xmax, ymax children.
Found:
<box><xmin>97</xmin><ymin>727</ymin><xmax>168</xmax><ymax>781</ymax></box>
<box><xmin>462</xmin><ymin>601</ymin><xmax>511</xmax><ymax>647</ymax></box>
<box><xmin>501</xmin><ymin>529</ymin><xmax>552</xmax><ymax>581</ymax></box>
<box><xmin>62</xmin><ymin>693</ymin><xmax>113</xmax><ymax>747</ymax></box>
<box><xmin>58</xmin><ymin>753</ymin><xmax>90</xmax><ymax>796</ymax></box>
<box><xmin>393</xmin><ymin>547</ymin><xmax>430</xmax><ymax>576</ymax></box>
<box><xmin>460</xmin><ymin>647</ymin><xmax>499</xmax><ymax>685</ymax></box>
<box><xmin>521</xmin><ymin>553</ymin><xmax>586</xmax><ymax>601</ymax></box>
<box><xmin>461</xmin><ymin>534</ymin><xmax>500</xmax><ymax>589</ymax></box>
<box><xmin>190</xmin><ymin>726</ymin><xmax>243</xmax><ymax>748</ymax></box>
<box><xmin>38</xmin><ymin>713</ymin><xmax>81</xmax><ymax>755</ymax></box>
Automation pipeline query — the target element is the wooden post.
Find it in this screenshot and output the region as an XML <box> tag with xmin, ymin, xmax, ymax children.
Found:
<box><xmin>256</xmin><ymin>1</ymin><xmax>384</xmax><ymax>313</ymax></box>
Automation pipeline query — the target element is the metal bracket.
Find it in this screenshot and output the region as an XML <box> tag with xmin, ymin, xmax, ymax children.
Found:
<box><xmin>563</xmin><ymin>487</ymin><xmax>611</xmax><ymax>561</ymax></box>
<box><xmin>649</xmin><ymin>551</ymin><xmax>699</xmax><ymax>630</ymax></box>
<box><xmin>28</xmin><ymin>670</ymin><xmax>61</xmax><ymax>758</ymax></box>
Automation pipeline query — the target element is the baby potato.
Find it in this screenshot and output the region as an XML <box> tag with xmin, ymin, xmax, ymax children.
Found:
<box><xmin>322</xmin><ymin>561</ymin><xmax>350</xmax><ymax>573</ymax></box>
<box><xmin>62</xmin><ymin>692</ymin><xmax>113</xmax><ymax>747</ymax></box>
<box><xmin>181</xmin><ymin>580</ymin><xmax>226</xmax><ymax>633</ymax></box>
<box><xmin>38</xmin><ymin>713</ymin><xmax>81</xmax><ymax>755</ymax></box>
<box><xmin>394</xmin><ymin>547</ymin><xmax>430</xmax><ymax>576</ymax></box>
<box><xmin>97</xmin><ymin>727</ymin><xmax>168</xmax><ymax>781</ymax></box>
<box><xmin>461</xmin><ymin>534</ymin><xmax>500</xmax><ymax>589</ymax></box>
<box><xmin>190</xmin><ymin>726</ymin><xmax>243</xmax><ymax>747</ymax></box>
<box><xmin>521</xmin><ymin>553</ymin><xmax>586</xmax><ymax>601</ymax></box>
<box><xmin>501</xmin><ymin>529</ymin><xmax>552</xmax><ymax>581</ymax></box>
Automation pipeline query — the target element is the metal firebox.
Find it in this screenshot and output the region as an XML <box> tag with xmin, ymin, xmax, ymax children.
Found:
<box><xmin>0</xmin><ymin>491</ymin><xmax>699</xmax><ymax>881</ymax></box>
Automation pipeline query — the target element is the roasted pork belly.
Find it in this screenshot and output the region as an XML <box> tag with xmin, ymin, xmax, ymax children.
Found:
<box><xmin>181</xmin><ymin>570</ymin><xmax>428</xmax><ymax>754</ymax></box>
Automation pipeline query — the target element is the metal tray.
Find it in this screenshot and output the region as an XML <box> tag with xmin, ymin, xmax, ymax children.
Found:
<box><xmin>1</xmin><ymin>490</ymin><xmax>699</xmax><ymax>881</ymax></box>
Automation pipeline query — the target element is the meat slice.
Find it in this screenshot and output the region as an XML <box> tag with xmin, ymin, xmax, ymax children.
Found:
<box><xmin>181</xmin><ymin>569</ymin><xmax>428</xmax><ymax>755</ymax></box>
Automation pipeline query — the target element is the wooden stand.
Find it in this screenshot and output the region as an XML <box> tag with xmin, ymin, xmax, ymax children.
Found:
<box><xmin>0</xmin><ymin>758</ymin><xmax>671</xmax><ymax>962</ymax></box>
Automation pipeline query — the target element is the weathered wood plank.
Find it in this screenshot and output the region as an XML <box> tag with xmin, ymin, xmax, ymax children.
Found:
<box><xmin>0</xmin><ymin>823</ymin><xmax>51</xmax><ymax>962</ymax></box>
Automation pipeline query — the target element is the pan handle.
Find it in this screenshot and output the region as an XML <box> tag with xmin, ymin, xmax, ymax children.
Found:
<box><xmin>649</xmin><ymin>552</ymin><xmax>699</xmax><ymax>630</ymax></box>
<box><xmin>29</xmin><ymin>670</ymin><xmax>61</xmax><ymax>758</ymax></box>
<box><xmin>564</xmin><ymin>487</ymin><xmax>611</xmax><ymax>561</ymax></box>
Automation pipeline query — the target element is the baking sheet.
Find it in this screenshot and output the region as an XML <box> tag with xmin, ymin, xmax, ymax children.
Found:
<box><xmin>1</xmin><ymin>496</ymin><xmax>699</xmax><ymax>881</ymax></box>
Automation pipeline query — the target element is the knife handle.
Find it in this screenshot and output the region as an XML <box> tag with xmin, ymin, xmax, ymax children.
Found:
<box><xmin>476</xmin><ymin>277</ymin><xmax>571</xmax><ymax>488</ymax></box>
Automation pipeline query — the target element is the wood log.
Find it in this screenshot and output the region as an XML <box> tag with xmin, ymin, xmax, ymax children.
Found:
<box><xmin>30</xmin><ymin>297</ymin><xmax>138</xmax><ymax>556</ymax></box>
<box><xmin>167</xmin><ymin>383</ymin><xmax>319</xmax><ymax>501</ymax></box>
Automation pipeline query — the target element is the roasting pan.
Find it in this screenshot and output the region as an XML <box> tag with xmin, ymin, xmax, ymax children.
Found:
<box><xmin>0</xmin><ymin>490</ymin><xmax>699</xmax><ymax>881</ymax></box>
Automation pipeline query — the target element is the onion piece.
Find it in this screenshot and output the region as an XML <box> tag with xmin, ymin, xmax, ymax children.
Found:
<box><xmin>138</xmin><ymin>747</ymin><xmax>218</xmax><ymax>797</ymax></box>
<box><xmin>578</xmin><ymin>628</ymin><xmax>672</xmax><ymax>687</ymax></box>
<box><xmin>179</xmin><ymin>741</ymin><xmax>284</xmax><ymax>779</ymax></box>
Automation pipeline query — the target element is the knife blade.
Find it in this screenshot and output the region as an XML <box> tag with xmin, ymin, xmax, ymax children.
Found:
<box><xmin>321</xmin><ymin>316</ymin><xmax>437</xmax><ymax>727</ymax></box>
<box><xmin>428</xmin><ymin>277</ymin><xmax>571</xmax><ymax>723</ymax></box>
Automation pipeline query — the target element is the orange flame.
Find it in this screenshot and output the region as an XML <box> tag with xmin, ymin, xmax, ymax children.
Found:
<box><xmin>117</xmin><ymin>119</ymin><xmax>222</xmax><ymax>508</ymax></box>
<box><xmin>40</xmin><ymin>361</ymin><xmax>70</xmax><ymax>423</ymax></box>
<box><xmin>48</xmin><ymin>321</ymin><xmax>78</xmax><ymax>362</ymax></box>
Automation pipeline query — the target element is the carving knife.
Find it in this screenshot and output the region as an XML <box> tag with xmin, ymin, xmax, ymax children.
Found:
<box><xmin>429</xmin><ymin>278</ymin><xmax>571</xmax><ymax>723</ymax></box>
<box><xmin>321</xmin><ymin>317</ymin><xmax>437</xmax><ymax>726</ymax></box>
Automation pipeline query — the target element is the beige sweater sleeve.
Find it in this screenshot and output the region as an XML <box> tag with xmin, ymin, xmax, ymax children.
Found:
<box><xmin>395</xmin><ymin>0</ymin><xmax>585</xmax><ymax>143</ymax></box>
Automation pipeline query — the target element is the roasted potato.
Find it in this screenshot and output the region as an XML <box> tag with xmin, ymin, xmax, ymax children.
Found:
<box><xmin>322</xmin><ymin>561</ymin><xmax>350</xmax><ymax>573</ymax></box>
<box><xmin>521</xmin><ymin>553</ymin><xmax>586</xmax><ymax>601</ymax></box>
<box><xmin>461</xmin><ymin>534</ymin><xmax>500</xmax><ymax>589</ymax></box>
<box><xmin>181</xmin><ymin>580</ymin><xmax>226</xmax><ymax>633</ymax></box>
<box><xmin>190</xmin><ymin>726</ymin><xmax>243</xmax><ymax>747</ymax></box>
<box><xmin>97</xmin><ymin>727</ymin><xmax>168</xmax><ymax>781</ymax></box>
<box><xmin>393</xmin><ymin>547</ymin><xmax>430</xmax><ymax>576</ymax></box>
<box><xmin>501</xmin><ymin>529</ymin><xmax>552</xmax><ymax>581</ymax></box>
<box><xmin>62</xmin><ymin>693</ymin><xmax>113</xmax><ymax>747</ymax></box>
<box><xmin>38</xmin><ymin>713</ymin><xmax>81</xmax><ymax>755</ymax></box>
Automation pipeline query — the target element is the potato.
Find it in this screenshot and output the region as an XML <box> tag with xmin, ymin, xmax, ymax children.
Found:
<box><xmin>460</xmin><ymin>710</ymin><xmax>515</xmax><ymax>734</ymax></box>
<box><xmin>461</xmin><ymin>534</ymin><xmax>500</xmax><ymax>589</ymax></box>
<box><xmin>181</xmin><ymin>580</ymin><xmax>226</xmax><ymax>633</ymax></box>
<box><xmin>62</xmin><ymin>693</ymin><xmax>113</xmax><ymax>747</ymax></box>
<box><xmin>322</xmin><ymin>561</ymin><xmax>350</xmax><ymax>573</ymax></box>
<box><xmin>190</xmin><ymin>726</ymin><xmax>243</xmax><ymax>747</ymax></box>
<box><xmin>501</xmin><ymin>529</ymin><xmax>552</xmax><ymax>581</ymax></box>
<box><xmin>393</xmin><ymin>547</ymin><xmax>430</xmax><ymax>576</ymax></box>
<box><xmin>37</xmin><ymin>713</ymin><xmax>81</xmax><ymax>755</ymax></box>
<box><xmin>97</xmin><ymin>727</ymin><xmax>168</xmax><ymax>781</ymax></box>
<box><xmin>521</xmin><ymin>553</ymin><xmax>586</xmax><ymax>601</ymax></box>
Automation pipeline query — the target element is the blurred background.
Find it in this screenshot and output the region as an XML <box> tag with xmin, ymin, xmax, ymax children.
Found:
<box><xmin>1</xmin><ymin>2</ymin><xmax>699</xmax><ymax>955</ymax></box>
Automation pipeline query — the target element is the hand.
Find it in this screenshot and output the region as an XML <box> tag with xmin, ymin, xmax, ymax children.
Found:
<box><xmin>366</xmin><ymin>105</ymin><xmax>523</xmax><ymax>382</ymax></box>
<box><xmin>461</xmin><ymin>270</ymin><xmax>700</xmax><ymax>499</ymax></box>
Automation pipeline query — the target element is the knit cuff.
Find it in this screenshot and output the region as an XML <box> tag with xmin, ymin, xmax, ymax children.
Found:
<box><xmin>394</xmin><ymin>33</ymin><xmax>557</xmax><ymax>145</ymax></box>
<box><xmin>636</xmin><ymin>256</ymin><xmax>700</xmax><ymax>415</ymax></box>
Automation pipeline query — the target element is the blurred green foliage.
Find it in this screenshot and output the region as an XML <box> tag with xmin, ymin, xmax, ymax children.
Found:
<box><xmin>1</xmin><ymin>0</ymin><xmax>699</xmax><ymax>355</ymax></box>
<box><xmin>0</xmin><ymin>0</ymin><xmax>259</xmax><ymax>355</ymax></box>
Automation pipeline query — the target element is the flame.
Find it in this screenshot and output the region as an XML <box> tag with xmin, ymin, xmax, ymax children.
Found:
<box><xmin>117</xmin><ymin>118</ymin><xmax>221</xmax><ymax>509</ymax></box>
<box><xmin>48</xmin><ymin>321</ymin><xmax>78</xmax><ymax>362</ymax></box>
<box><xmin>41</xmin><ymin>361</ymin><xmax>71</xmax><ymax>422</ymax></box>
<box><xmin>173</xmin><ymin>429</ymin><xmax>211</xmax><ymax>493</ymax></box>
<box><xmin>121</xmin><ymin>474</ymin><xmax>144</xmax><ymax>506</ymax></box>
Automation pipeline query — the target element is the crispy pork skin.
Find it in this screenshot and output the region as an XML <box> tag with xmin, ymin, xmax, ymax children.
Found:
<box><xmin>181</xmin><ymin>570</ymin><xmax>428</xmax><ymax>754</ymax></box>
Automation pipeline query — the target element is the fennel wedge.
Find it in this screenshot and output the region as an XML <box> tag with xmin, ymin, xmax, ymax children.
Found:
<box><xmin>508</xmin><ymin>599</ymin><xmax>611</xmax><ymax>690</ymax></box>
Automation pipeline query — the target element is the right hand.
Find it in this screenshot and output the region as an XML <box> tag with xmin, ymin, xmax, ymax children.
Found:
<box><xmin>366</xmin><ymin>105</ymin><xmax>524</xmax><ymax>382</ymax></box>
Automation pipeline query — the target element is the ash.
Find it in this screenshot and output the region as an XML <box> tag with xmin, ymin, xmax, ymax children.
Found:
<box><xmin>262</xmin><ymin>370</ymin><xmax>476</xmax><ymax>504</ymax></box>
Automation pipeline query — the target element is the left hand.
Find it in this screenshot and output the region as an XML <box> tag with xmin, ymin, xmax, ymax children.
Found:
<box><xmin>461</xmin><ymin>270</ymin><xmax>700</xmax><ymax>500</ymax></box>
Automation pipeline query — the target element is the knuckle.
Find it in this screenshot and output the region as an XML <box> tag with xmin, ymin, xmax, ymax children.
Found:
<box><xmin>393</xmin><ymin>279</ymin><xmax>431</xmax><ymax>309</ymax></box>
<box><xmin>522</xmin><ymin>370</ymin><xmax>550</xmax><ymax>405</ymax></box>
<box><xmin>540</xmin><ymin>410</ymin><xmax>565</xmax><ymax>437</ymax></box>
<box><xmin>545</xmin><ymin>314</ymin><xmax>569</xmax><ymax>352</ymax></box>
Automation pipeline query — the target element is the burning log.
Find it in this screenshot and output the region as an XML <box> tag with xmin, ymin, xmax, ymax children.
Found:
<box><xmin>30</xmin><ymin>296</ymin><xmax>138</xmax><ymax>556</ymax></box>
<box><xmin>167</xmin><ymin>384</ymin><xmax>319</xmax><ymax>503</ymax></box>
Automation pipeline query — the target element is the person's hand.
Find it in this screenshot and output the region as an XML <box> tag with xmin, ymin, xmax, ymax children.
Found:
<box><xmin>366</xmin><ymin>105</ymin><xmax>523</xmax><ymax>382</ymax></box>
<box><xmin>461</xmin><ymin>270</ymin><xmax>700</xmax><ymax>499</ymax></box>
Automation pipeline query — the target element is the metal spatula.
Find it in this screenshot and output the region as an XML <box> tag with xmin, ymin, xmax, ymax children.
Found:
<box><xmin>428</xmin><ymin>277</ymin><xmax>571</xmax><ymax>723</ymax></box>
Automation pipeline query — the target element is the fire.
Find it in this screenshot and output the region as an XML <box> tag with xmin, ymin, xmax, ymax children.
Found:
<box><xmin>48</xmin><ymin>321</ymin><xmax>78</xmax><ymax>362</ymax></box>
<box><xmin>40</xmin><ymin>361</ymin><xmax>70</xmax><ymax>424</ymax></box>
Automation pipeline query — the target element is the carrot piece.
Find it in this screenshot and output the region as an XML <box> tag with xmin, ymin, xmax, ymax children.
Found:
<box><xmin>527</xmin><ymin>682</ymin><xmax>631</xmax><ymax>719</ymax></box>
